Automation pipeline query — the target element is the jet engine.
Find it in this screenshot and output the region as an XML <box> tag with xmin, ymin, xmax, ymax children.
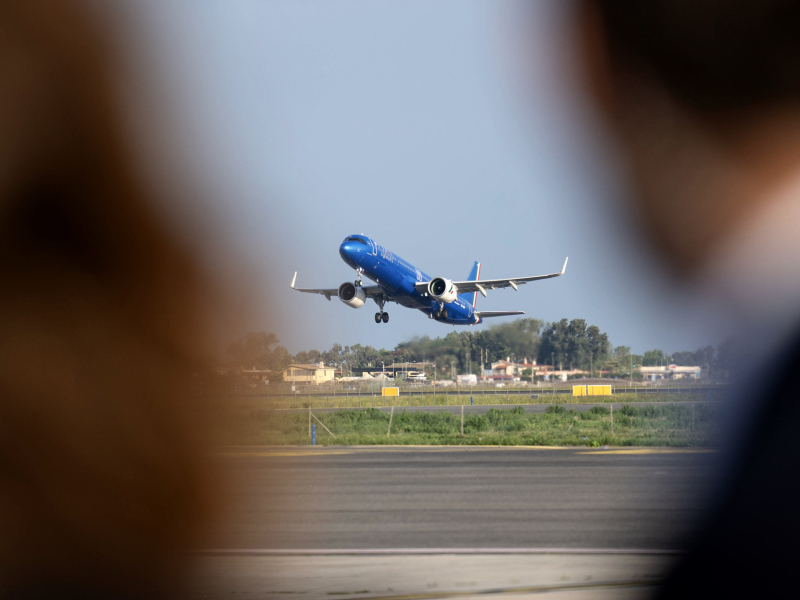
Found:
<box><xmin>338</xmin><ymin>282</ymin><xmax>367</xmax><ymax>308</ymax></box>
<box><xmin>428</xmin><ymin>277</ymin><xmax>458</xmax><ymax>303</ymax></box>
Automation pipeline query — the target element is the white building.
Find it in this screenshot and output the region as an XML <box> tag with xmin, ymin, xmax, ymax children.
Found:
<box><xmin>640</xmin><ymin>365</ymin><xmax>702</xmax><ymax>379</ymax></box>
<box><xmin>282</xmin><ymin>362</ymin><xmax>336</xmax><ymax>384</ymax></box>
<box><xmin>490</xmin><ymin>357</ymin><xmax>536</xmax><ymax>377</ymax></box>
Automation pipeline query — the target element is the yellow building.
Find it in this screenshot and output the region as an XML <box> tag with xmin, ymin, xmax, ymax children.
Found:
<box><xmin>282</xmin><ymin>362</ymin><xmax>336</xmax><ymax>385</ymax></box>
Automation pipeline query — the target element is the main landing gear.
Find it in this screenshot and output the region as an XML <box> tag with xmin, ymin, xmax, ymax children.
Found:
<box><xmin>433</xmin><ymin>305</ymin><xmax>449</xmax><ymax>320</ymax></box>
<box><xmin>374</xmin><ymin>296</ymin><xmax>389</xmax><ymax>324</ymax></box>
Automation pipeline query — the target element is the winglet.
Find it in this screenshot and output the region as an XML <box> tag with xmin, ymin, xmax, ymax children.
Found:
<box><xmin>560</xmin><ymin>257</ymin><xmax>569</xmax><ymax>275</ymax></box>
<box><xmin>291</xmin><ymin>272</ymin><xmax>297</xmax><ymax>289</ymax></box>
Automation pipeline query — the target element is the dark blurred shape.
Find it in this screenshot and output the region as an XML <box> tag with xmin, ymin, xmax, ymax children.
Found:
<box><xmin>576</xmin><ymin>1</ymin><xmax>800</xmax><ymax>597</ymax></box>
<box><xmin>578</xmin><ymin>0</ymin><xmax>800</xmax><ymax>274</ymax></box>
<box><xmin>595</xmin><ymin>0</ymin><xmax>800</xmax><ymax>114</ymax></box>
<box><xmin>0</xmin><ymin>1</ymin><xmax>214</xmax><ymax>598</ymax></box>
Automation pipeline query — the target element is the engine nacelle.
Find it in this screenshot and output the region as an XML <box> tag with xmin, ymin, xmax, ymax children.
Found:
<box><xmin>428</xmin><ymin>277</ymin><xmax>458</xmax><ymax>303</ymax></box>
<box><xmin>338</xmin><ymin>282</ymin><xmax>367</xmax><ymax>308</ymax></box>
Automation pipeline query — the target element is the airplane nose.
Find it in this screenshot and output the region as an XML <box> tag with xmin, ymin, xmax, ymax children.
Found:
<box><xmin>339</xmin><ymin>242</ymin><xmax>358</xmax><ymax>264</ymax></box>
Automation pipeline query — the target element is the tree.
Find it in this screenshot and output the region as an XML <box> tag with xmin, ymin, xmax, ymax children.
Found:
<box><xmin>642</xmin><ymin>349</ymin><xmax>666</xmax><ymax>366</ymax></box>
<box><xmin>226</xmin><ymin>332</ymin><xmax>292</xmax><ymax>373</ymax></box>
<box><xmin>540</xmin><ymin>318</ymin><xmax>569</xmax><ymax>369</ymax></box>
<box><xmin>715</xmin><ymin>336</ymin><xmax>739</xmax><ymax>378</ymax></box>
<box><xmin>539</xmin><ymin>319</ymin><xmax>610</xmax><ymax>371</ymax></box>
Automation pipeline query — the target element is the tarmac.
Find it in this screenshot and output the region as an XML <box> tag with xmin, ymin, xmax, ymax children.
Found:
<box><xmin>188</xmin><ymin>446</ymin><xmax>722</xmax><ymax>599</ymax></box>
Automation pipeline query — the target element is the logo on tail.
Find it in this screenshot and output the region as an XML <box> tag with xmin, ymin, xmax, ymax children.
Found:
<box><xmin>459</xmin><ymin>261</ymin><xmax>481</xmax><ymax>307</ymax></box>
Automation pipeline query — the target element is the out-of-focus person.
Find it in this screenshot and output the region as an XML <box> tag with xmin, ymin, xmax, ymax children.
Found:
<box><xmin>0</xmin><ymin>1</ymin><xmax>219</xmax><ymax>598</ymax></box>
<box><xmin>573</xmin><ymin>0</ymin><xmax>800</xmax><ymax>596</ymax></box>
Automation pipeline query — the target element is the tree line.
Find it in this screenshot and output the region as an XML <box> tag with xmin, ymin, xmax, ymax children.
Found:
<box><xmin>224</xmin><ymin>318</ymin><xmax>735</xmax><ymax>379</ymax></box>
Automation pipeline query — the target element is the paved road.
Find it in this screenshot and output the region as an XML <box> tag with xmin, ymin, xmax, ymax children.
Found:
<box><xmin>271</xmin><ymin>401</ymin><xmax>720</xmax><ymax>414</ymax></box>
<box><xmin>203</xmin><ymin>446</ymin><xmax>721</xmax><ymax>551</ymax></box>
<box><xmin>188</xmin><ymin>552</ymin><xmax>676</xmax><ymax>600</ymax></box>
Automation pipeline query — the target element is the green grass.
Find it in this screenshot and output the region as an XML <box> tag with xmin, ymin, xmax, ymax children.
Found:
<box><xmin>213</xmin><ymin>391</ymin><xmax>716</xmax><ymax>412</ymax></box>
<box><xmin>212</xmin><ymin>404</ymin><xmax>720</xmax><ymax>447</ymax></box>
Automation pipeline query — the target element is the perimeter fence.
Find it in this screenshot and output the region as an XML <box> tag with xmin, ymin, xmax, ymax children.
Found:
<box><xmin>198</xmin><ymin>379</ymin><xmax>729</xmax><ymax>411</ymax></box>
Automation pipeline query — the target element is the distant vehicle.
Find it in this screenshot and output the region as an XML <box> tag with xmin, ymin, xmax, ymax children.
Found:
<box><xmin>291</xmin><ymin>234</ymin><xmax>567</xmax><ymax>325</ymax></box>
<box><xmin>457</xmin><ymin>374</ymin><xmax>478</xmax><ymax>386</ymax></box>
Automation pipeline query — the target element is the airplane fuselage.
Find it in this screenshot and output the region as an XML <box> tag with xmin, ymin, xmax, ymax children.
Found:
<box><xmin>339</xmin><ymin>235</ymin><xmax>478</xmax><ymax>324</ymax></box>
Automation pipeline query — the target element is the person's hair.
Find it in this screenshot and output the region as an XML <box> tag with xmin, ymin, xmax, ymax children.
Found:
<box><xmin>593</xmin><ymin>0</ymin><xmax>800</xmax><ymax>113</ymax></box>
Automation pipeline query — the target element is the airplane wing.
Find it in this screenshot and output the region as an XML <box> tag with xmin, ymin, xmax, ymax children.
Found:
<box><xmin>475</xmin><ymin>311</ymin><xmax>526</xmax><ymax>318</ymax></box>
<box><xmin>414</xmin><ymin>258</ymin><xmax>568</xmax><ymax>297</ymax></box>
<box><xmin>290</xmin><ymin>272</ymin><xmax>383</xmax><ymax>301</ymax></box>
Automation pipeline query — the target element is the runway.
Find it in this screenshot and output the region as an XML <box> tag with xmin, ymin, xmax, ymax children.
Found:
<box><xmin>203</xmin><ymin>445</ymin><xmax>720</xmax><ymax>550</ymax></box>
<box><xmin>190</xmin><ymin>446</ymin><xmax>720</xmax><ymax>600</ymax></box>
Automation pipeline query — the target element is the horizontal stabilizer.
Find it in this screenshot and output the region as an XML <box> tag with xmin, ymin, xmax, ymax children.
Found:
<box><xmin>475</xmin><ymin>311</ymin><xmax>525</xmax><ymax>318</ymax></box>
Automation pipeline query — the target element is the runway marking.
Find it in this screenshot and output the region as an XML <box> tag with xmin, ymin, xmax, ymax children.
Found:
<box><xmin>214</xmin><ymin>444</ymin><xmax>719</xmax><ymax>458</ymax></box>
<box><xmin>216</xmin><ymin>450</ymin><xmax>355</xmax><ymax>458</ymax></box>
<box><xmin>214</xmin><ymin>446</ymin><xmax>716</xmax><ymax>457</ymax></box>
<box><xmin>214</xmin><ymin>446</ymin><xmax>571</xmax><ymax>456</ymax></box>
<box><xmin>348</xmin><ymin>580</ymin><xmax>660</xmax><ymax>600</ymax></box>
<box><xmin>578</xmin><ymin>448</ymin><xmax>716</xmax><ymax>455</ymax></box>
<box><xmin>193</xmin><ymin>547</ymin><xmax>681</xmax><ymax>556</ymax></box>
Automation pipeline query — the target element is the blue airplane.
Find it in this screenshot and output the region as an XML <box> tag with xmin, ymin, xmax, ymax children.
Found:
<box><xmin>291</xmin><ymin>234</ymin><xmax>568</xmax><ymax>325</ymax></box>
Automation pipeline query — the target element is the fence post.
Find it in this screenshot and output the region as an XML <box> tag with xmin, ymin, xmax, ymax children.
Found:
<box><xmin>308</xmin><ymin>406</ymin><xmax>311</xmax><ymax>437</ymax></box>
<box><xmin>692</xmin><ymin>404</ymin><xmax>695</xmax><ymax>431</ymax></box>
<box><xmin>387</xmin><ymin>406</ymin><xmax>395</xmax><ymax>437</ymax></box>
<box><xmin>610</xmin><ymin>404</ymin><xmax>613</xmax><ymax>435</ymax></box>
<box><xmin>461</xmin><ymin>404</ymin><xmax>465</xmax><ymax>436</ymax></box>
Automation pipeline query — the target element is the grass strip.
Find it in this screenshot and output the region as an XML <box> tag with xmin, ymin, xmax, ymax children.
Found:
<box><xmin>212</xmin><ymin>404</ymin><xmax>721</xmax><ymax>447</ymax></box>
<box><xmin>213</xmin><ymin>392</ymin><xmax>716</xmax><ymax>412</ymax></box>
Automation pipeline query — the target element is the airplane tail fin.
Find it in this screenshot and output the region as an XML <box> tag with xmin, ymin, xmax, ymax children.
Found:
<box><xmin>459</xmin><ymin>261</ymin><xmax>481</xmax><ymax>308</ymax></box>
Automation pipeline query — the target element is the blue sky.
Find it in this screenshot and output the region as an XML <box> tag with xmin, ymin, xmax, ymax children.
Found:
<box><xmin>118</xmin><ymin>0</ymin><xmax>732</xmax><ymax>356</ymax></box>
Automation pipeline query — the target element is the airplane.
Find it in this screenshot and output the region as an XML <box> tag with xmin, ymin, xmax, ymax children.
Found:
<box><xmin>291</xmin><ymin>234</ymin><xmax>568</xmax><ymax>325</ymax></box>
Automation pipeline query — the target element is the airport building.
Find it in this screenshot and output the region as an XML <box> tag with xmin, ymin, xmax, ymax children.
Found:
<box><xmin>480</xmin><ymin>358</ymin><xmax>559</xmax><ymax>383</ymax></box>
<box><xmin>282</xmin><ymin>362</ymin><xmax>336</xmax><ymax>384</ymax></box>
<box><xmin>488</xmin><ymin>358</ymin><xmax>537</xmax><ymax>378</ymax></box>
<box><xmin>640</xmin><ymin>365</ymin><xmax>702</xmax><ymax>380</ymax></box>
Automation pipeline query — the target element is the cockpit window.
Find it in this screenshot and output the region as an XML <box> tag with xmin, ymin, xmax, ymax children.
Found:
<box><xmin>344</xmin><ymin>236</ymin><xmax>368</xmax><ymax>244</ymax></box>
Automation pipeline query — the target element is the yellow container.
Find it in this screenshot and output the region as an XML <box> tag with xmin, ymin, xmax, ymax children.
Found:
<box><xmin>572</xmin><ymin>385</ymin><xmax>587</xmax><ymax>396</ymax></box>
<box><xmin>587</xmin><ymin>385</ymin><xmax>612</xmax><ymax>396</ymax></box>
<box><xmin>381</xmin><ymin>387</ymin><xmax>400</xmax><ymax>397</ymax></box>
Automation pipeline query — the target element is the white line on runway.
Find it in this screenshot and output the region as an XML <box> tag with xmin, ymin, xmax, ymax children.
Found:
<box><xmin>191</xmin><ymin>548</ymin><xmax>682</xmax><ymax>556</ymax></box>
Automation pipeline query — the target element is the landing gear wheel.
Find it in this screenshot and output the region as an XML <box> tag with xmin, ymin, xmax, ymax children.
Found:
<box><xmin>381</xmin><ymin>312</ymin><xmax>389</xmax><ymax>323</ymax></box>
<box><xmin>442</xmin><ymin>309</ymin><xmax>449</xmax><ymax>319</ymax></box>
<box><xmin>434</xmin><ymin>309</ymin><xmax>442</xmax><ymax>320</ymax></box>
<box><xmin>375</xmin><ymin>312</ymin><xmax>382</xmax><ymax>323</ymax></box>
